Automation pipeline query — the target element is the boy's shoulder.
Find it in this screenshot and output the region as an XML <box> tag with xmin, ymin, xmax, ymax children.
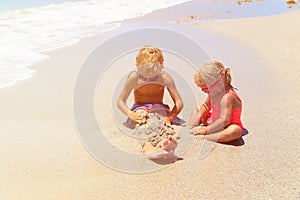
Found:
<box><xmin>127</xmin><ymin>71</ymin><xmax>138</xmax><ymax>79</ymax></box>
<box><xmin>161</xmin><ymin>71</ymin><xmax>174</xmax><ymax>80</ymax></box>
<box><xmin>161</xmin><ymin>71</ymin><xmax>172</xmax><ymax>79</ymax></box>
<box><xmin>161</xmin><ymin>71</ymin><xmax>176</xmax><ymax>86</ymax></box>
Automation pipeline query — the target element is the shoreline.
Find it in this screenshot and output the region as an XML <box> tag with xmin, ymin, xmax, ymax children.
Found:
<box><xmin>0</xmin><ymin>1</ymin><xmax>299</xmax><ymax>199</ymax></box>
<box><xmin>1</xmin><ymin>0</ymin><xmax>299</xmax><ymax>91</ymax></box>
<box><xmin>0</xmin><ymin>0</ymin><xmax>194</xmax><ymax>90</ymax></box>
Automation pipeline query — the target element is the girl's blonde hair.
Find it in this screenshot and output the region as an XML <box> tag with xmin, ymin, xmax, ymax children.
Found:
<box><xmin>135</xmin><ymin>46</ymin><xmax>164</xmax><ymax>79</ymax></box>
<box><xmin>194</xmin><ymin>60</ymin><xmax>235</xmax><ymax>89</ymax></box>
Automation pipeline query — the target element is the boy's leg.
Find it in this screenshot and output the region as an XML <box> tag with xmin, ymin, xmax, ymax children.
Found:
<box><xmin>150</xmin><ymin>104</ymin><xmax>169</xmax><ymax>117</ymax></box>
<box><xmin>143</xmin><ymin>136</ymin><xmax>178</xmax><ymax>159</ymax></box>
<box><xmin>124</xmin><ymin>118</ymin><xmax>137</xmax><ymax>129</ymax></box>
<box><xmin>142</xmin><ymin>142</ymin><xmax>161</xmax><ymax>154</ymax></box>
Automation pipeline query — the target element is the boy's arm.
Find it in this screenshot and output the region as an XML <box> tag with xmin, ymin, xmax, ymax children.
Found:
<box><xmin>117</xmin><ymin>73</ymin><xmax>143</xmax><ymax>122</ymax></box>
<box><xmin>164</xmin><ymin>73</ymin><xmax>183</xmax><ymax>124</ymax></box>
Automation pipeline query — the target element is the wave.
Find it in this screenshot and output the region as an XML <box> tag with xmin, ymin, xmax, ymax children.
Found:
<box><xmin>0</xmin><ymin>0</ymin><xmax>190</xmax><ymax>88</ymax></box>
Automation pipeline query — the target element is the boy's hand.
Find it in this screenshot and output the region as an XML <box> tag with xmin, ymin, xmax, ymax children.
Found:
<box><xmin>164</xmin><ymin>117</ymin><xmax>172</xmax><ymax>126</ymax></box>
<box><xmin>128</xmin><ymin>111</ymin><xmax>144</xmax><ymax>123</ymax></box>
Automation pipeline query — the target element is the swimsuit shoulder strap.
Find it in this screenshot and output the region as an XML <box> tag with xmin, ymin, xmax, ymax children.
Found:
<box><xmin>226</xmin><ymin>89</ymin><xmax>241</xmax><ymax>102</ymax></box>
<box><xmin>136</xmin><ymin>71</ymin><xmax>159</xmax><ymax>82</ymax></box>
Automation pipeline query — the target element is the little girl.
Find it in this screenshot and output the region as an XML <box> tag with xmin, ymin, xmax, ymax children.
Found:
<box><xmin>188</xmin><ymin>60</ymin><xmax>243</xmax><ymax>143</ymax></box>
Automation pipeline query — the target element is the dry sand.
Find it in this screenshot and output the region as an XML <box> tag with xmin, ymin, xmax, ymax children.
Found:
<box><xmin>0</xmin><ymin>1</ymin><xmax>299</xmax><ymax>200</ymax></box>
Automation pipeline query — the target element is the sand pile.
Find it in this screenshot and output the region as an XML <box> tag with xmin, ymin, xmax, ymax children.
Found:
<box><xmin>133</xmin><ymin>113</ymin><xmax>180</xmax><ymax>148</ymax></box>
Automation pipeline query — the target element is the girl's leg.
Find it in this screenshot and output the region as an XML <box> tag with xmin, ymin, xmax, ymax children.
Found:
<box><xmin>205</xmin><ymin>124</ymin><xmax>243</xmax><ymax>143</ymax></box>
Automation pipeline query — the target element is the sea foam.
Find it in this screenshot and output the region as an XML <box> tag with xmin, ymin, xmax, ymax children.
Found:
<box><xmin>0</xmin><ymin>0</ymin><xmax>190</xmax><ymax>88</ymax></box>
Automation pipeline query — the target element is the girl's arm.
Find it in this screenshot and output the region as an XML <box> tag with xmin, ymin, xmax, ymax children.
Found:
<box><xmin>197</xmin><ymin>96</ymin><xmax>211</xmax><ymax>124</ymax></box>
<box><xmin>185</xmin><ymin>96</ymin><xmax>210</xmax><ymax>127</ymax></box>
<box><xmin>195</xmin><ymin>93</ymin><xmax>234</xmax><ymax>134</ymax></box>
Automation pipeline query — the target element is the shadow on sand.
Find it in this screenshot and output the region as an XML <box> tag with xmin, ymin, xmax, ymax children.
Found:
<box><xmin>149</xmin><ymin>156</ymin><xmax>184</xmax><ymax>165</ymax></box>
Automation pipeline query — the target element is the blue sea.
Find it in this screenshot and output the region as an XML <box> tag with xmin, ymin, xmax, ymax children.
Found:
<box><xmin>0</xmin><ymin>0</ymin><xmax>298</xmax><ymax>88</ymax></box>
<box><xmin>0</xmin><ymin>0</ymin><xmax>81</xmax><ymax>11</ymax></box>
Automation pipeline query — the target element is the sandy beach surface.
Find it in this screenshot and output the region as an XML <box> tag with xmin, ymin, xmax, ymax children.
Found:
<box><xmin>0</xmin><ymin>1</ymin><xmax>299</xmax><ymax>199</ymax></box>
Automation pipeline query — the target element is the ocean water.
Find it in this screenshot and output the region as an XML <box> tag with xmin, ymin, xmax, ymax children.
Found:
<box><xmin>0</xmin><ymin>0</ymin><xmax>298</xmax><ymax>89</ymax></box>
<box><xmin>0</xmin><ymin>0</ymin><xmax>190</xmax><ymax>88</ymax></box>
<box><xmin>0</xmin><ymin>0</ymin><xmax>81</xmax><ymax>11</ymax></box>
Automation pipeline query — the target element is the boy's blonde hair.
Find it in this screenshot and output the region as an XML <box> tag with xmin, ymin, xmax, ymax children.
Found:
<box><xmin>194</xmin><ymin>60</ymin><xmax>234</xmax><ymax>89</ymax></box>
<box><xmin>136</xmin><ymin>46</ymin><xmax>164</xmax><ymax>79</ymax></box>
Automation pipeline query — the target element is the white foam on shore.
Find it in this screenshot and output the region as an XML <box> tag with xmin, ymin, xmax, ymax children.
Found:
<box><xmin>0</xmin><ymin>0</ymin><xmax>190</xmax><ymax>89</ymax></box>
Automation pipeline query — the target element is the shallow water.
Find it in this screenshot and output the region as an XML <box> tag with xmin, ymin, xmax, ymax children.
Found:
<box><xmin>0</xmin><ymin>0</ymin><xmax>190</xmax><ymax>89</ymax></box>
<box><xmin>0</xmin><ymin>0</ymin><xmax>81</xmax><ymax>11</ymax></box>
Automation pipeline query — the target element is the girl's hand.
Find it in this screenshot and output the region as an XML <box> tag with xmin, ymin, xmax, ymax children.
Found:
<box><xmin>192</xmin><ymin>126</ymin><xmax>208</xmax><ymax>135</ymax></box>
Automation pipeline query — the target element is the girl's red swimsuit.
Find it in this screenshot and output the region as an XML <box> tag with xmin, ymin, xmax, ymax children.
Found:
<box><xmin>209</xmin><ymin>89</ymin><xmax>243</xmax><ymax>130</ymax></box>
